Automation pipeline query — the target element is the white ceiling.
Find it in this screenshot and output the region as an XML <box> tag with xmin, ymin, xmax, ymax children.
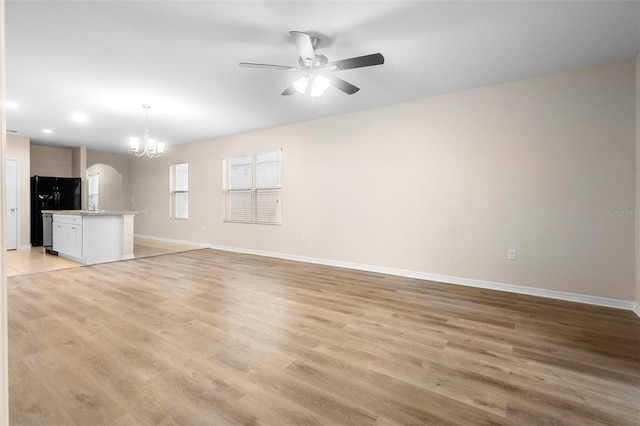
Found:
<box><xmin>5</xmin><ymin>1</ymin><xmax>640</xmax><ymax>155</ymax></box>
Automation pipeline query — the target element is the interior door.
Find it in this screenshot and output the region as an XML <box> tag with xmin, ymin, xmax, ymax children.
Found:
<box><xmin>6</xmin><ymin>159</ymin><xmax>18</xmax><ymax>250</ymax></box>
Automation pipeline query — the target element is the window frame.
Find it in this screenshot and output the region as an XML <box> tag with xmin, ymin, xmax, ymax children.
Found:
<box><xmin>88</xmin><ymin>172</ymin><xmax>99</xmax><ymax>211</ymax></box>
<box><xmin>223</xmin><ymin>148</ymin><xmax>282</xmax><ymax>225</ymax></box>
<box><xmin>169</xmin><ymin>161</ymin><xmax>189</xmax><ymax>220</ymax></box>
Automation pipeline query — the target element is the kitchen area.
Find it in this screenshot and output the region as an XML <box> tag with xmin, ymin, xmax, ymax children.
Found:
<box><xmin>7</xmin><ymin>141</ymin><xmax>144</xmax><ymax>272</ymax></box>
<box><xmin>31</xmin><ymin>174</ymin><xmax>138</xmax><ymax>265</ymax></box>
<box><xmin>5</xmin><ymin>138</ymin><xmax>202</xmax><ymax>275</ymax></box>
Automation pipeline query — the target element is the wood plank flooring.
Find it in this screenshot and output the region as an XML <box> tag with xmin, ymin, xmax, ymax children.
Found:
<box><xmin>6</xmin><ymin>237</ymin><xmax>203</xmax><ymax>277</ymax></box>
<box><xmin>8</xmin><ymin>249</ymin><xmax>640</xmax><ymax>425</ymax></box>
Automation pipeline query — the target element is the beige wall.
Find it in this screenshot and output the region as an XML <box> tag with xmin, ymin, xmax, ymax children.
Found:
<box><xmin>87</xmin><ymin>150</ymin><xmax>131</xmax><ymax>210</ymax></box>
<box><xmin>72</xmin><ymin>146</ymin><xmax>86</xmax><ymax>207</ymax></box>
<box><xmin>6</xmin><ymin>135</ymin><xmax>30</xmax><ymax>247</ymax></box>
<box><xmin>71</xmin><ymin>146</ymin><xmax>85</xmax><ymax>178</ymax></box>
<box><xmin>131</xmin><ymin>58</ymin><xmax>636</xmax><ymax>301</ymax></box>
<box><xmin>86</xmin><ymin>164</ymin><xmax>123</xmax><ymax>211</ymax></box>
<box><xmin>31</xmin><ymin>144</ymin><xmax>72</xmax><ymax>177</ymax></box>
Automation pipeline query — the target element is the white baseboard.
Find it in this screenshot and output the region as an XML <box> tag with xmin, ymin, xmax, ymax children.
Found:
<box><xmin>134</xmin><ymin>234</ymin><xmax>209</xmax><ymax>248</ymax></box>
<box><xmin>208</xmin><ymin>243</ymin><xmax>637</xmax><ymax>313</ymax></box>
<box><xmin>18</xmin><ymin>244</ymin><xmax>31</xmax><ymax>251</ymax></box>
<box><xmin>132</xmin><ymin>236</ymin><xmax>638</xmax><ymax>314</ymax></box>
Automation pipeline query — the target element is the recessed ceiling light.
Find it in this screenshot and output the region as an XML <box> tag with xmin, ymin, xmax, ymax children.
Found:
<box><xmin>71</xmin><ymin>112</ymin><xmax>89</xmax><ymax>123</ymax></box>
<box><xmin>42</xmin><ymin>129</ymin><xmax>53</xmax><ymax>134</ymax></box>
<box><xmin>5</xmin><ymin>101</ymin><xmax>19</xmax><ymax>109</ymax></box>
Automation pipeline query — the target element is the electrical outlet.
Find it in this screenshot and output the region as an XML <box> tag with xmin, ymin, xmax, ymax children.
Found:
<box><xmin>301</xmin><ymin>233</ymin><xmax>307</xmax><ymax>241</ymax></box>
<box><xmin>507</xmin><ymin>248</ymin><xmax>517</xmax><ymax>260</ymax></box>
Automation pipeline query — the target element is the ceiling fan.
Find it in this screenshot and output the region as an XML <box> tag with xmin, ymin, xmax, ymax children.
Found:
<box><xmin>239</xmin><ymin>31</ymin><xmax>384</xmax><ymax>97</ymax></box>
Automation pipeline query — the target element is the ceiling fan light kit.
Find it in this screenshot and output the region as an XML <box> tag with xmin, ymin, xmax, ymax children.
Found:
<box><xmin>293</xmin><ymin>74</ymin><xmax>330</xmax><ymax>97</ymax></box>
<box><xmin>240</xmin><ymin>31</ymin><xmax>384</xmax><ymax>97</ymax></box>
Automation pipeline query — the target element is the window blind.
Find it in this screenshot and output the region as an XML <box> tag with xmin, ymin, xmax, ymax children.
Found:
<box><xmin>174</xmin><ymin>163</ymin><xmax>188</xmax><ymax>191</ymax></box>
<box><xmin>224</xmin><ymin>149</ymin><xmax>281</xmax><ymax>225</ymax></box>
<box><xmin>170</xmin><ymin>162</ymin><xmax>189</xmax><ymax>219</ymax></box>
<box><xmin>174</xmin><ymin>192</ymin><xmax>188</xmax><ymax>219</ymax></box>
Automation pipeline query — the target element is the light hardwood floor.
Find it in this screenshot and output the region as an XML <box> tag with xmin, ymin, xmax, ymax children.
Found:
<box><xmin>6</xmin><ymin>238</ymin><xmax>202</xmax><ymax>276</ymax></box>
<box><xmin>8</xmin><ymin>249</ymin><xmax>640</xmax><ymax>425</ymax></box>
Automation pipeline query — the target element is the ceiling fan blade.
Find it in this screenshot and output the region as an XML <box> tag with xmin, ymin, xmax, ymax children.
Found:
<box><xmin>327</xmin><ymin>53</ymin><xmax>384</xmax><ymax>71</ymax></box>
<box><xmin>239</xmin><ymin>62</ymin><xmax>297</xmax><ymax>71</ymax></box>
<box><xmin>289</xmin><ymin>31</ymin><xmax>316</xmax><ymax>62</ymax></box>
<box><xmin>328</xmin><ymin>76</ymin><xmax>360</xmax><ymax>95</ymax></box>
<box><xmin>281</xmin><ymin>85</ymin><xmax>296</xmax><ymax>96</ymax></box>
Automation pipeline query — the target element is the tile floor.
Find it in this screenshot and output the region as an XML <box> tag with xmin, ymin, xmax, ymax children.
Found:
<box><xmin>6</xmin><ymin>237</ymin><xmax>204</xmax><ymax>276</ymax></box>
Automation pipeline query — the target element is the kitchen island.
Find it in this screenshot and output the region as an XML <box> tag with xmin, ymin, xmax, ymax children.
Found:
<box><xmin>43</xmin><ymin>210</ymin><xmax>138</xmax><ymax>265</ymax></box>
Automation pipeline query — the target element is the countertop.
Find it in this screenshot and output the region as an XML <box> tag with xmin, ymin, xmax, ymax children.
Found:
<box><xmin>42</xmin><ymin>210</ymin><xmax>140</xmax><ymax>216</ymax></box>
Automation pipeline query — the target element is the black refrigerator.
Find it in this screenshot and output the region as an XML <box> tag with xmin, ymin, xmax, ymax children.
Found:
<box><xmin>31</xmin><ymin>176</ymin><xmax>82</xmax><ymax>246</ymax></box>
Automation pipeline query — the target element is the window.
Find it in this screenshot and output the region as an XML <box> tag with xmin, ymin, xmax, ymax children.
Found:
<box><xmin>170</xmin><ymin>162</ymin><xmax>188</xmax><ymax>219</ymax></box>
<box><xmin>223</xmin><ymin>149</ymin><xmax>281</xmax><ymax>225</ymax></box>
<box><xmin>88</xmin><ymin>172</ymin><xmax>99</xmax><ymax>210</ymax></box>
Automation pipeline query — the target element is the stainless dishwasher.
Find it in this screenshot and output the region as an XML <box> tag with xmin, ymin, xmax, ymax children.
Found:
<box><xmin>42</xmin><ymin>212</ymin><xmax>57</xmax><ymax>255</ymax></box>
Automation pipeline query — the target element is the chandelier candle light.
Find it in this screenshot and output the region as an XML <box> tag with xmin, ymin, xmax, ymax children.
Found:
<box><xmin>130</xmin><ymin>105</ymin><xmax>165</xmax><ymax>158</ymax></box>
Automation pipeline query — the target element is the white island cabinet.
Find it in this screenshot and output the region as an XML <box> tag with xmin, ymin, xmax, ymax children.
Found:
<box><xmin>47</xmin><ymin>210</ymin><xmax>138</xmax><ymax>265</ymax></box>
<box><xmin>52</xmin><ymin>215</ymin><xmax>83</xmax><ymax>258</ymax></box>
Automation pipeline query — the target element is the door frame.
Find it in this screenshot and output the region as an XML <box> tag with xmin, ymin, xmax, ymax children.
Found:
<box><xmin>2</xmin><ymin>0</ymin><xmax>10</xmax><ymax>422</ymax></box>
<box><xmin>6</xmin><ymin>157</ymin><xmax>21</xmax><ymax>250</ymax></box>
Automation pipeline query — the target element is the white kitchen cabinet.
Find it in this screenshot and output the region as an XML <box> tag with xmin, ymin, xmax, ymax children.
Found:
<box><xmin>52</xmin><ymin>215</ymin><xmax>83</xmax><ymax>258</ymax></box>
<box><xmin>50</xmin><ymin>211</ymin><xmax>137</xmax><ymax>265</ymax></box>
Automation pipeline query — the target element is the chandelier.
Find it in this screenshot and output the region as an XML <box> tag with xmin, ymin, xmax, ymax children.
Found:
<box><xmin>130</xmin><ymin>105</ymin><xmax>165</xmax><ymax>158</ymax></box>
